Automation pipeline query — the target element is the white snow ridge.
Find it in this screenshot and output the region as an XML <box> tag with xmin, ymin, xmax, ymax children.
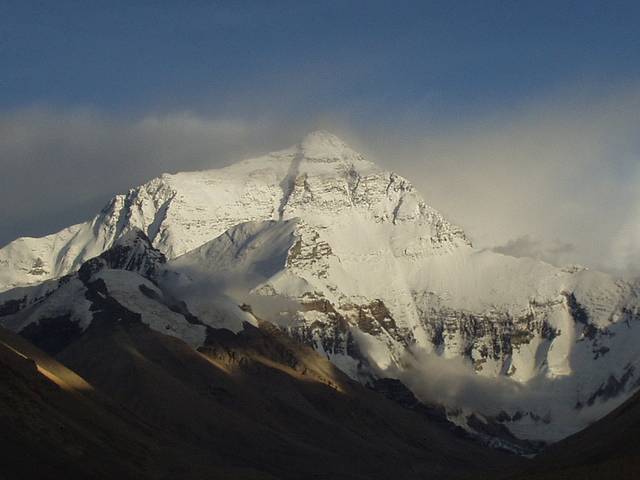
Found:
<box><xmin>1</xmin><ymin>130</ymin><xmax>639</xmax><ymax>444</ymax></box>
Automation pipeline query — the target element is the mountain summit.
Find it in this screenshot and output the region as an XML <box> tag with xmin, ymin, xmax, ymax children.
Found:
<box><xmin>299</xmin><ymin>129</ymin><xmax>357</xmax><ymax>158</ymax></box>
<box><xmin>0</xmin><ymin>131</ymin><xmax>468</xmax><ymax>289</ymax></box>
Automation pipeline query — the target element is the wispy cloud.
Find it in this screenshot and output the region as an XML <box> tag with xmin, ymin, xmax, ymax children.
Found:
<box><xmin>385</xmin><ymin>346</ymin><xmax>623</xmax><ymax>442</ymax></box>
<box><xmin>490</xmin><ymin>236</ymin><xmax>576</xmax><ymax>267</ymax></box>
<box><xmin>0</xmin><ymin>108</ymin><xmax>289</xmax><ymax>245</ymax></box>
<box><xmin>359</xmin><ymin>83</ymin><xmax>640</xmax><ymax>276</ymax></box>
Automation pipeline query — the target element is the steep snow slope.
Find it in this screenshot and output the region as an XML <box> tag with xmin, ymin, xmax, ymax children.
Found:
<box><xmin>0</xmin><ymin>230</ymin><xmax>229</xmax><ymax>353</ymax></box>
<box><xmin>166</xmin><ymin>217</ymin><xmax>640</xmax><ymax>441</ymax></box>
<box><xmin>1</xmin><ymin>131</ymin><xmax>639</xmax><ymax>443</ymax></box>
<box><xmin>0</xmin><ymin>130</ymin><xmax>466</xmax><ymax>291</ymax></box>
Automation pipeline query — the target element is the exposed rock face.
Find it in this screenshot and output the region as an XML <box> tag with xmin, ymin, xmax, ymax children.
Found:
<box><xmin>78</xmin><ymin>228</ymin><xmax>166</xmax><ymax>282</ymax></box>
<box><xmin>1</xmin><ymin>131</ymin><xmax>640</xmax><ymax>443</ymax></box>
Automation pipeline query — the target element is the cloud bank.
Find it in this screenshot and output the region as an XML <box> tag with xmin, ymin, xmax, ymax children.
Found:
<box><xmin>490</xmin><ymin>236</ymin><xmax>576</xmax><ymax>268</ymax></box>
<box><xmin>360</xmin><ymin>84</ymin><xmax>640</xmax><ymax>276</ymax></box>
<box><xmin>0</xmin><ymin>108</ymin><xmax>292</xmax><ymax>246</ymax></box>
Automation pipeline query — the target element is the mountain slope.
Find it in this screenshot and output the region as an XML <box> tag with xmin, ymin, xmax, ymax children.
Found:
<box><xmin>0</xmin><ymin>244</ymin><xmax>520</xmax><ymax>479</ymax></box>
<box><xmin>0</xmin><ymin>326</ymin><xmax>188</xmax><ymax>480</ymax></box>
<box><xmin>166</xmin><ymin>218</ymin><xmax>640</xmax><ymax>442</ymax></box>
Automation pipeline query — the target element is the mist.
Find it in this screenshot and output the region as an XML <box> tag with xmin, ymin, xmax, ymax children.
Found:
<box><xmin>162</xmin><ymin>256</ymin><xmax>302</xmax><ymax>331</ymax></box>
<box><xmin>387</xmin><ymin>346</ymin><xmax>627</xmax><ymax>441</ymax></box>
<box><xmin>358</xmin><ymin>84</ymin><xmax>640</xmax><ymax>277</ymax></box>
<box><xmin>0</xmin><ymin>108</ymin><xmax>296</xmax><ymax>246</ymax></box>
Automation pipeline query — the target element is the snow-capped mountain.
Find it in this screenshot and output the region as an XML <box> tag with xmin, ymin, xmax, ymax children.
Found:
<box><xmin>1</xmin><ymin>131</ymin><xmax>639</xmax><ymax>443</ymax></box>
<box><xmin>0</xmin><ymin>131</ymin><xmax>467</xmax><ymax>291</ymax></box>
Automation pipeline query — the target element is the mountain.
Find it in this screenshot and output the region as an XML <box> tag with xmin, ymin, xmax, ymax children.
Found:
<box><xmin>0</xmin><ymin>259</ymin><xmax>518</xmax><ymax>479</ymax></box>
<box><xmin>0</xmin><ymin>325</ymin><xmax>187</xmax><ymax>480</ymax></box>
<box><xmin>0</xmin><ymin>131</ymin><xmax>468</xmax><ymax>290</ymax></box>
<box><xmin>1</xmin><ymin>130</ymin><xmax>639</xmax><ymax>445</ymax></box>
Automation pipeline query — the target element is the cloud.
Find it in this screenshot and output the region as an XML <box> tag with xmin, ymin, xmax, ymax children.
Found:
<box><xmin>383</xmin><ymin>346</ymin><xmax>628</xmax><ymax>441</ymax></box>
<box><xmin>490</xmin><ymin>235</ymin><xmax>576</xmax><ymax>267</ymax></box>
<box><xmin>357</xmin><ymin>83</ymin><xmax>640</xmax><ymax>276</ymax></box>
<box><xmin>162</xmin><ymin>260</ymin><xmax>302</xmax><ymax>331</ymax></box>
<box><xmin>609</xmin><ymin>194</ymin><xmax>640</xmax><ymax>276</ymax></box>
<box><xmin>0</xmin><ymin>107</ymin><xmax>294</xmax><ymax>246</ymax></box>
<box><xmin>393</xmin><ymin>348</ymin><xmax>528</xmax><ymax>413</ymax></box>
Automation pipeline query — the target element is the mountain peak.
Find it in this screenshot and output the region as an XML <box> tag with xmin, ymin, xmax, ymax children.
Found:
<box><xmin>78</xmin><ymin>226</ymin><xmax>166</xmax><ymax>282</ymax></box>
<box><xmin>299</xmin><ymin>130</ymin><xmax>355</xmax><ymax>159</ymax></box>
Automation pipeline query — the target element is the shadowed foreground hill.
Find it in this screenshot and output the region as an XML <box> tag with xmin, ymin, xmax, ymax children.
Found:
<box><xmin>0</xmin><ymin>318</ymin><xmax>519</xmax><ymax>480</ymax></box>
<box><xmin>505</xmin><ymin>388</ymin><xmax>640</xmax><ymax>480</ymax></box>
<box><xmin>0</xmin><ymin>327</ymin><xmax>166</xmax><ymax>480</ymax></box>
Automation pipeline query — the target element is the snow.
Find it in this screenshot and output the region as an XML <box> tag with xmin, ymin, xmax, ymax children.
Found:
<box><xmin>1</xmin><ymin>277</ymin><xmax>92</xmax><ymax>333</ymax></box>
<box><xmin>94</xmin><ymin>269</ymin><xmax>208</xmax><ymax>348</ymax></box>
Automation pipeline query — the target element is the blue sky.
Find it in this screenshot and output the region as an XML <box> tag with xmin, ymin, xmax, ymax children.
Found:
<box><xmin>3</xmin><ymin>1</ymin><xmax>639</xmax><ymax>121</ymax></box>
<box><xmin>1</xmin><ymin>1</ymin><xmax>640</xmax><ymax>274</ymax></box>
